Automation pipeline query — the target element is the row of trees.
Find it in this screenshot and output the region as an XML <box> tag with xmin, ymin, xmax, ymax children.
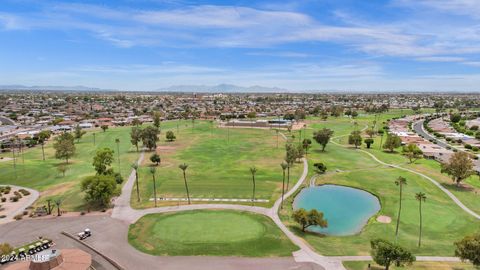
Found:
<box><xmin>131</xmin><ymin>126</ymin><xmax>177</xmax><ymax>152</ymax></box>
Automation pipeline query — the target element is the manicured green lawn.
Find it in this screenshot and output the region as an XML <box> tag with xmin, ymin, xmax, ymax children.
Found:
<box><xmin>0</xmin><ymin>126</ymin><xmax>141</xmax><ymax>211</ymax></box>
<box><xmin>128</xmin><ymin>210</ymin><xmax>297</xmax><ymax>256</ymax></box>
<box><xmin>280</xmin><ymin>111</ymin><xmax>480</xmax><ymax>256</ymax></box>
<box><xmin>343</xmin><ymin>261</ymin><xmax>477</xmax><ymax>270</ymax></box>
<box><xmin>132</xmin><ymin>121</ymin><xmax>302</xmax><ymax>208</ymax></box>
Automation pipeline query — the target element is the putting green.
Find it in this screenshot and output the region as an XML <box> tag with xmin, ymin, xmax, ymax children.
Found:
<box><xmin>152</xmin><ymin>211</ymin><xmax>265</xmax><ymax>243</ymax></box>
<box><xmin>128</xmin><ymin>210</ymin><xmax>297</xmax><ymax>256</ymax></box>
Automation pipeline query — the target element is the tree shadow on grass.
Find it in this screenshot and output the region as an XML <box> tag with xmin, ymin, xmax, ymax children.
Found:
<box><xmin>442</xmin><ymin>182</ymin><xmax>477</xmax><ymax>193</ymax></box>
<box><xmin>287</xmin><ymin>225</ymin><xmax>328</xmax><ymax>238</ymax></box>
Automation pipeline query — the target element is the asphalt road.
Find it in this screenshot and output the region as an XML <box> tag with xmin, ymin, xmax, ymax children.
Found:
<box><xmin>0</xmin><ymin>215</ymin><xmax>323</xmax><ymax>270</ymax></box>
<box><xmin>412</xmin><ymin>120</ymin><xmax>451</xmax><ymax>149</ymax></box>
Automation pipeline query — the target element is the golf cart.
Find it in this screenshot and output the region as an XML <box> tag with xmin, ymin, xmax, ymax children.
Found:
<box><xmin>77</xmin><ymin>228</ymin><xmax>92</xmax><ymax>240</ymax></box>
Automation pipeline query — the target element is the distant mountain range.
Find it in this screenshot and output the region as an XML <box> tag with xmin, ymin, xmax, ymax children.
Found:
<box><xmin>0</xmin><ymin>84</ymin><xmax>291</xmax><ymax>93</ymax></box>
<box><xmin>156</xmin><ymin>84</ymin><xmax>290</xmax><ymax>93</ymax></box>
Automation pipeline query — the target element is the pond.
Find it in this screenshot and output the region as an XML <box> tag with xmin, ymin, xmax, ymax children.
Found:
<box><xmin>293</xmin><ymin>185</ymin><xmax>381</xmax><ymax>236</ymax></box>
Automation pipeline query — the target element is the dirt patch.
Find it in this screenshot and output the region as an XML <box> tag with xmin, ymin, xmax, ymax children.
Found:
<box><xmin>0</xmin><ymin>157</ymin><xmax>13</xmax><ymax>163</ymax></box>
<box><xmin>156</xmin><ymin>145</ymin><xmax>176</xmax><ymax>153</ymax></box>
<box><xmin>40</xmin><ymin>182</ymin><xmax>76</xmax><ymax>197</ymax></box>
<box><xmin>376</xmin><ymin>215</ymin><xmax>392</xmax><ymax>224</ymax></box>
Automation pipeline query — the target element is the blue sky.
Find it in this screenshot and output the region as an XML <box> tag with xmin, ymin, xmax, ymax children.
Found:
<box><xmin>1</xmin><ymin>0</ymin><xmax>480</xmax><ymax>91</ymax></box>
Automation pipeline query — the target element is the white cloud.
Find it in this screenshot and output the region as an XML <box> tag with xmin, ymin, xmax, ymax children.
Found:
<box><xmin>416</xmin><ymin>56</ymin><xmax>465</xmax><ymax>62</ymax></box>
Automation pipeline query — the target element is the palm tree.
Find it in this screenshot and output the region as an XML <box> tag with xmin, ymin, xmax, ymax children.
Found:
<box><xmin>415</xmin><ymin>192</ymin><xmax>427</xmax><ymax>247</ymax></box>
<box><xmin>54</xmin><ymin>198</ymin><xmax>63</xmax><ymax>216</ymax></box>
<box><xmin>132</xmin><ymin>163</ymin><xmax>140</xmax><ymax>202</ymax></box>
<box><xmin>115</xmin><ymin>138</ymin><xmax>121</xmax><ymax>174</ymax></box>
<box><xmin>394</xmin><ymin>176</ymin><xmax>407</xmax><ymax>242</ymax></box>
<box><xmin>179</xmin><ymin>163</ymin><xmax>191</xmax><ymax>204</ymax></box>
<box><xmin>150</xmin><ymin>167</ymin><xmax>157</xmax><ymax>207</ymax></box>
<box><xmin>250</xmin><ymin>167</ymin><xmax>257</xmax><ymax>206</ymax></box>
<box><xmin>286</xmin><ymin>161</ymin><xmax>292</xmax><ymax>191</ymax></box>
<box><xmin>280</xmin><ymin>162</ymin><xmax>288</xmax><ymax>208</ymax></box>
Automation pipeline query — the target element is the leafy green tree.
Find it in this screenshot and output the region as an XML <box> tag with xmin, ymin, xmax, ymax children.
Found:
<box><xmin>150</xmin><ymin>153</ymin><xmax>161</xmax><ymax>166</ymax></box>
<box><xmin>150</xmin><ymin>167</ymin><xmax>158</xmax><ymax>207</ymax></box>
<box><xmin>370</xmin><ymin>239</ymin><xmax>415</xmax><ymax>270</ymax></box>
<box><xmin>80</xmin><ymin>174</ymin><xmax>118</xmax><ymax>208</ymax></box>
<box><xmin>415</xmin><ymin>192</ymin><xmax>427</xmax><ymax>247</ymax></box>
<box><xmin>250</xmin><ymin>167</ymin><xmax>257</xmax><ymax>206</ymax></box>
<box><xmin>101</xmin><ymin>125</ymin><xmax>109</xmax><ymax>132</ymax></box>
<box><xmin>394</xmin><ymin>176</ymin><xmax>407</xmax><ymax>241</ymax></box>
<box><xmin>142</xmin><ymin>126</ymin><xmax>159</xmax><ymax>151</ymax></box>
<box><xmin>441</xmin><ymin>151</ymin><xmax>474</xmax><ymax>186</ymax></box>
<box><xmin>348</xmin><ymin>130</ymin><xmax>363</xmax><ymax>148</ymax></box>
<box><xmin>455</xmin><ymin>233</ymin><xmax>480</xmax><ymax>266</ymax></box>
<box><xmin>130</xmin><ymin>126</ymin><xmax>142</xmax><ymax>152</ymax></box>
<box><xmin>92</xmin><ymin>148</ymin><xmax>114</xmax><ymax>175</ymax></box>
<box><xmin>132</xmin><ymin>163</ymin><xmax>140</xmax><ymax>202</ymax></box>
<box><xmin>166</xmin><ymin>130</ymin><xmax>176</xmax><ymax>141</ymax></box>
<box><xmin>132</xmin><ymin>118</ymin><xmax>141</xmax><ymax>126</ymax></box>
<box><xmin>302</xmin><ymin>139</ymin><xmax>312</xmax><ymax>155</ymax></box>
<box><xmin>153</xmin><ymin>111</ymin><xmax>162</xmax><ymax>129</ymax></box>
<box><xmin>313</xmin><ymin>162</ymin><xmax>327</xmax><ymax>174</ymax></box>
<box><xmin>53</xmin><ymin>132</ymin><xmax>76</xmax><ymax>164</ymax></box>
<box><xmin>179</xmin><ymin>163</ymin><xmax>191</xmax><ymax>204</ymax></box>
<box><xmin>450</xmin><ymin>113</ymin><xmax>462</xmax><ymax>123</ymax></box>
<box><xmin>74</xmin><ymin>125</ymin><xmax>86</xmax><ymax>143</ymax></box>
<box><xmin>383</xmin><ymin>134</ymin><xmax>402</xmax><ymax>152</ymax></box>
<box><xmin>402</xmin><ymin>143</ymin><xmax>423</xmax><ymax>163</ymax></box>
<box><xmin>37</xmin><ymin>130</ymin><xmax>51</xmax><ymax>161</ymax></box>
<box><xmin>313</xmin><ymin>128</ymin><xmax>334</xmax><ymax>151</ymax></box>
<box><xmin>292</xmin><ymin>208</ymin><xmax>328</xmax><ymax>232</ymax></box>
<box><xmin>365</xmin><ymin>138</ymin><xmax>374</xmax><ymax>148</ymax></box>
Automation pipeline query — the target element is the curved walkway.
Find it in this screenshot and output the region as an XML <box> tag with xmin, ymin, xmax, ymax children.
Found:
<box><xmin>0</xmin><ymin>185</ymin><xmax>39</xmax><ymax>224</ymax></box>
<box><xmin>331</xmin><ymin>127</ymin><xmax>480</xmax><ymax>220</ymax></box>
<box><xmin>112</xmin><ymin>128</ymin><xmax>464</xmax><ymax>270</ymax></box>
<box><xmin>359</xmin><ymin>149</ymin><xmax>480</xmax><ymax>220</ymax></box>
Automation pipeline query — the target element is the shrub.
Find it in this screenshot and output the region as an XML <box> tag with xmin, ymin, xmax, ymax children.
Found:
<box><xmin>0</xmin><ymin>215</ymin><xmax>6</xmax><ymax>219</ymax></box>
<box><xmin>22</xmin><ymin>210</ymin><xmax>28</xmax><ymax>216</ymax></box>
<box><xmin>465</xmin><ymin>144</ymin><xmax>473</xmax><ymax>149</ymax></box>
<box><xmin>80</xmin><ymin>211</ymin><xmax>86</xmax><ymax>215</ymax></box>
<box><xmin>1</xmin><ymin>197</ymin><xmax>5</xmax><ymax>202</ymax></box>
<box><xmin>472</xmin><ymin>146</ymin><xmax>479</xmax><ymax>152</ymax></box>
<box><xmin>113</xmin><ymin>172</ymin><xmax>124</xmax><ymax>185</ymax></box>
<box><xmin>18</xmin><ymin>189</ymin><xmax>30</xmax><ymax>196</ymax></box>
<box><xmin>10</xmin><ymin>196</ymin><xmax>19</xmax><ymax>202</ymax></box>
<box><xmin>13</xmin><ymin>214</ymin><xmax>23</xmax><ymax>220</ymax></box>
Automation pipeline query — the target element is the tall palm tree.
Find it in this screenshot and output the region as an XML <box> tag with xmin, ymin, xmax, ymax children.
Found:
<box><xmin>286</xmin><ymin>161</ymin><xmax>293</xmax><ymax>191</ymax></box>
<box><xmin>250</xmin><ymin>167</ymin><xmax>257</xmax><ymax>206</ymax></box>
<box><xmin>115</xmin><ymin>138</ymin><xmax>121</xmax><ymax>174</ymax></box>
<box><xmin>132</xmin><ymin>163</ymin><xmax>140</xmax><ymax>202</ymax></box>
<box><xmin>394</xmin><ymin>176</ymin><xmax>407</xmax><ymax>242</ymax></box>
<box><xmin>415</xmin><ymin>192</ymin><xmax>427</xmax><ymax>247</ymax></box>
<box><xmin>179</xmin><ymin>163</ymin><xmax>191</xmax><ymax>204</ymax></box>
<box><xmin>280</xmin><ymin>162</ymin><xmax>288</xmax><ymax>208</ymax></box>
<box><xmin>54</xmin><ymin>198</ymin><xmax>63</xmax><ymax>216</ymax></box>
<box><xmin>150</xmin><ymin>167</ymin><xmax>157</xmax><ymax>207</ymax></box>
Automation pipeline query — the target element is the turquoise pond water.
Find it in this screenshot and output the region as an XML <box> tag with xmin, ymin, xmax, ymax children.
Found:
<box><xmin>293</xmin><ymin>185</ymin><xmax>381</xmax><ymax>236</ymax></box>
